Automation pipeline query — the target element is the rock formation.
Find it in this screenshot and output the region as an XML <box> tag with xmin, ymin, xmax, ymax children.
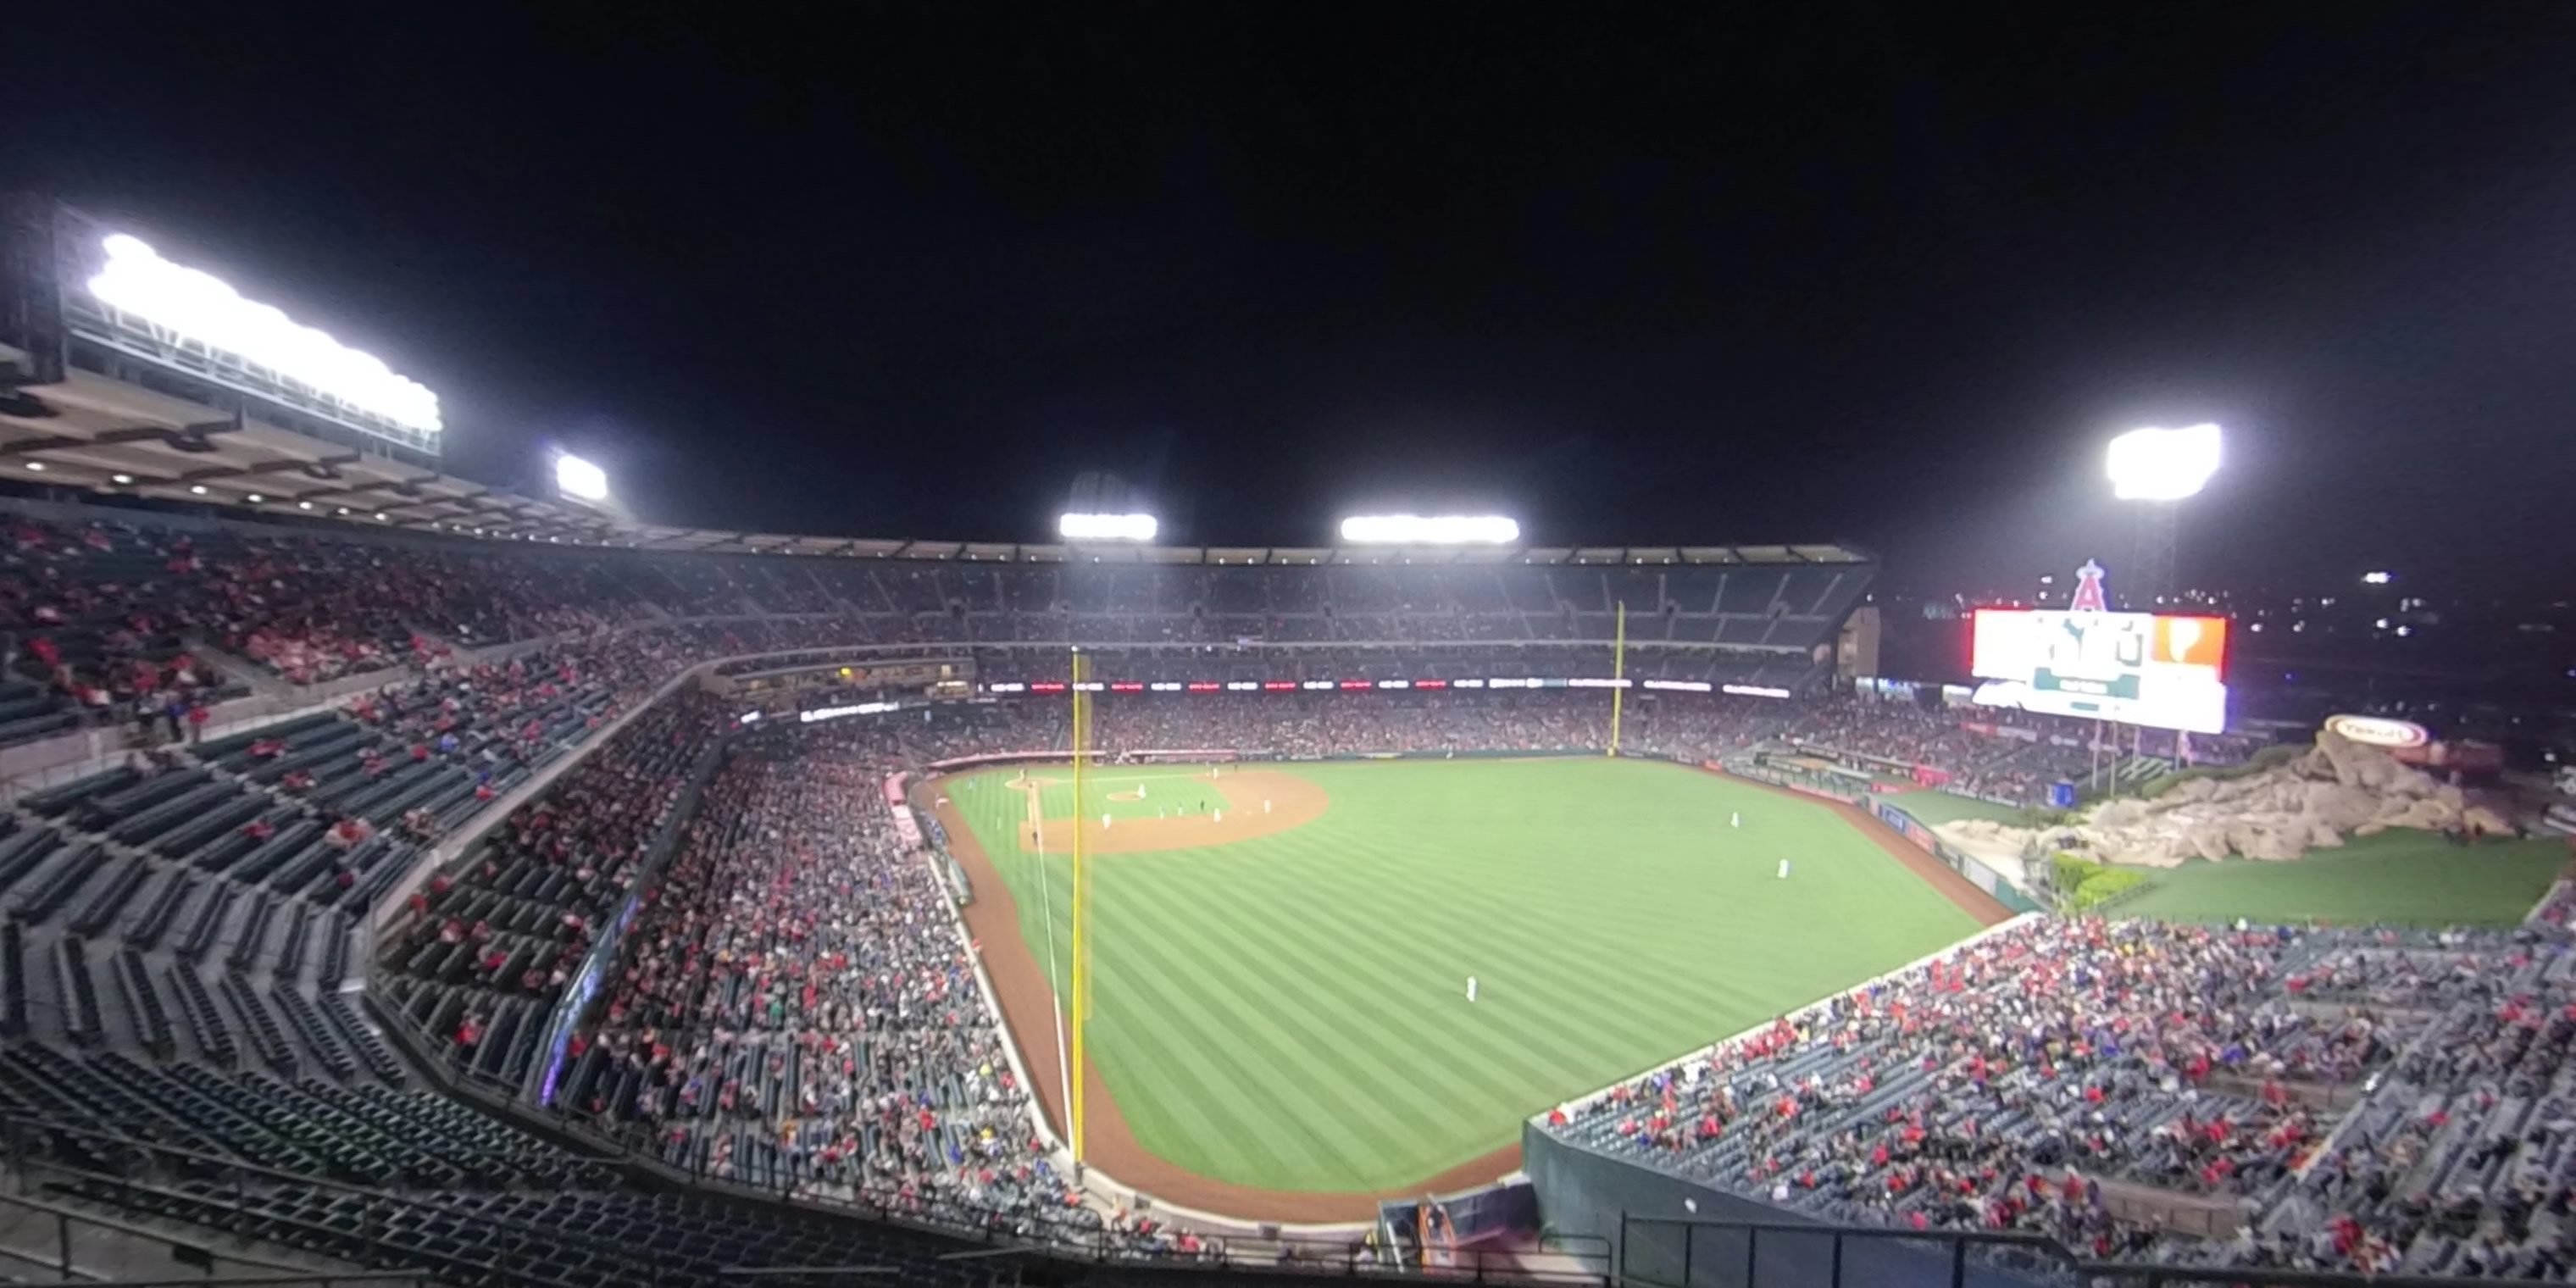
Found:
<box><xmin>1940</xmin><ymin>728</ymin><xmax>2512</xmax><ymax>868</ymax></box>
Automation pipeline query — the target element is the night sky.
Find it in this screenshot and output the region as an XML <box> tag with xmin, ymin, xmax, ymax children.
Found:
<box><xmin>8</xmin><ymin>4</ymin><xmax>2574</xmax><ymax>595</ymax></box>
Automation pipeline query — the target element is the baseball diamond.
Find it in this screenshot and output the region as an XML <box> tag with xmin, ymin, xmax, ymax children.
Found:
<box><xmin>929</xmin><ymin>756</ymin><xmax>2005</xmax><ymax>1213</ymax></box>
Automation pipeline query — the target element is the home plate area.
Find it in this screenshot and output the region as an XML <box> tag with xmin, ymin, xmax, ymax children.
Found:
<box><xmin>1010</xmin><ymin>766</ymin><xmax>1329</xmax><ymax>854</ymax></box>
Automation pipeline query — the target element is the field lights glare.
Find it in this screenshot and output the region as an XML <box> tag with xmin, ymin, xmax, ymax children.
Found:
<box><xmin>553</xmin><ymin>453</ymin><xmax>610</xmax><ymax>502</ymax></box>
<box><xmin>1339</xmin><ymin>514</ymin><xmax>1521</xmax><ymax>545</ymax></box>
<box><xmin>2106</xmin><ymin>424</ymin><xmax>2223</xmax><ymax>501</ymax></box>
<box><xmin>86</xmin><ymin>235</ymin><xmax>442</xmax><ymax>434</ymax></box>
<box><xmin>1057</xmin><ymin>512</ymin><xmax>1158</xmax><ymax>541</ymax></box>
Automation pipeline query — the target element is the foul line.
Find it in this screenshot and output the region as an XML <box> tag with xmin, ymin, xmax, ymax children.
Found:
<box><xmin>1025</xmin><ymin>782</ymin><xmax>1076</xmax><ymax>1133</ymax></box>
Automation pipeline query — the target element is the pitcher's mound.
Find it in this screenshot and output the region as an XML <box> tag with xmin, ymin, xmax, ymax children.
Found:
<box><xmin>1023</xmin><ymin>769</ymin><xmax>1328</xmax><ymax>854</ymax></box>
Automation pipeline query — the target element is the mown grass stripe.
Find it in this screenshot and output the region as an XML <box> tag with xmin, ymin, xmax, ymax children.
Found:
<box><xmin>1112</xmin><ymin>886</ymin><xmax>1548</xmax><ymax>1163</ymax></box>
<box><xmin>1165</xmin><ymin>855</ymin><xmax>1665</xmax><ymax>1103</ymax></box>
<box><xmin>1087</xmin><ymin>914</ymin><xmax>1394</xmax><ymax>1186</ymax></box>
<box><xmin>1100</xmin><ymin>875</ymin><xmax>1452</xmax><ymax>1154</ymax></box>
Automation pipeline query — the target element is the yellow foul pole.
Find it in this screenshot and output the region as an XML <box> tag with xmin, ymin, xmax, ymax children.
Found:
<box><xmin>1608</xmin><ymin>602</ymin><xmax>1627</xmax><ymax>755</ymax></box>
<box><xmin>1067</xmin><ymin>650</ymin><xmax>1091</xmax><ymax>1163</ymax></box>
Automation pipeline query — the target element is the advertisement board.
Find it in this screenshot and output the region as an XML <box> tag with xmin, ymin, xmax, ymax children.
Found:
<box><xmin>2323</xmin><ymin>713</ymin><xmax>2429</xmax><ymax>749</ymax></box>
<box><xmin>1969</xmin><ymin>608</ymin><xmax>2228</xmax><ymax>734</ymax></box>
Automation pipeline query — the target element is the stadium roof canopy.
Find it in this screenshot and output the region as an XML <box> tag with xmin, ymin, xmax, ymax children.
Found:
<box><xmin>0</xmin><ymin>349</ymin><xmax>1870</xmax><ymax>566</ymax></box>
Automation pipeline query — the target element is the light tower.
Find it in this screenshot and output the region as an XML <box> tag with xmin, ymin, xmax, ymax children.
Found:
<box><xmin>2105</xmin><ymin>424</ymin><xmax>2221</xmax><ymax>608</ymax></box>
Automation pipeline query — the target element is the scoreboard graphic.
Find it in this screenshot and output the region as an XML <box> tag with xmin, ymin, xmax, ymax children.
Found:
<box><xmin>1970</xmin><ymin>608</ymin><xmax>2229</xmax><ymax>734</ymax></box>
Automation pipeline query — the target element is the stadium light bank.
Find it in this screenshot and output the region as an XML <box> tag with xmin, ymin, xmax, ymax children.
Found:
<box><xmin>2105</xmin><ymin>424</ymin><xmax>2223</xmax><ymax>501</ymax></box>
<box><xmin>1339</xmin><ymin>514</ymin><xmax>1521</xmax><ymax>545</ymax></box>
<box><xmin>85</xmin><ymin>233</ymin><xmax>443</xmax><ymax>435</ymax></box>
<box><xmin>554</xmin><ymin>453</ymin><xmax>611</xmax><ymax>503</ymax></box>
<box><xmin>1057</xmin><ymin>512</ymin><xmax>1158</xmax><ymax>541</ymax></box>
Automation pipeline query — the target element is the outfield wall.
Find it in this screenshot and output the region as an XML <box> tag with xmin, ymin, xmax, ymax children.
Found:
<box><xmin>1871</xmin><ymin>802</ymin><xmax>2046</xmax><ymax>914</ymax></box>
<box><xmin>1724</xmin><ymin>760</ymin><xmax>2043</xmax><ymax>913</ymax></box>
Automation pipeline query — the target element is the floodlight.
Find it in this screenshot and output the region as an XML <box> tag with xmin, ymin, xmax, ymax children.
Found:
<box><xmin>86</xmin><ymin>235</ymin><xmax>443</xmax><ymax>433</ymax></box>
<box><xmin>2361</xmin><ymin>570</ymin><xmax>2393</xmax><ymax>585</ymax></box>
<box><xmin>111</xmin><ymin>473</ymin><xmax>136</xmax><ymax>485</ymax></box>
<box><xmin>1057</xmin><ymin>512</ymin><xmax>1158</xmax><ymax>541</ymax></box>
<box><xmin>2106</xmin><ymin>424</ymin><xmax>2222</xmax><ymax>501</ymax></box>
<box><xmin>554</xmin><ymin>453</ymin><xmax>610</xmax><ymax>502</ymax></box>
<box><xmin>1338</xmin><ymin>514</ymin><xmax>1521</xmax><ymax>545</ymax></box>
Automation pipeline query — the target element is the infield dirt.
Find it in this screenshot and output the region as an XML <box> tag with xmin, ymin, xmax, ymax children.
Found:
<box><xmin>1007</xmin><ymin>768</ymin><xmax>1330</xmax><ymax>855</ymax></box>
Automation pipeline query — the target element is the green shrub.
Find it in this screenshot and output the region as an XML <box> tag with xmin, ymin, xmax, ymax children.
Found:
<box><xmin>2051</xmin><ymin>852</ymin><xmax>2094</xmax><ymax>893</ymax></box>
<box><xmin>2049</xmin><ymin>851</ymin><xmax>2154</xmax><ymax>911</ymax></box>
<box><xmin>2069</xmin><ymin>868</ymin><xmax>2149</xmax><ymax>910</ymax></box>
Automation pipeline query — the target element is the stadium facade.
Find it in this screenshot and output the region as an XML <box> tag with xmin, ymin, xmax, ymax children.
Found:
<box><xmin>5</xmin><ymin>200</ymin><xmax>2556</xmax><ymax>1288</ymax></box>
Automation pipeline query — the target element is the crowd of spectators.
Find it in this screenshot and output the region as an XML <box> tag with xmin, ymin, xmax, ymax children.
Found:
<box><xmin>720</xmin><ymin>691</ymin><xmax>2251</xmax><ymax>812</ymax></box>
<box><xmin>558</xmin><ymin>719</ymin><xmax>1081</xmax><ymax>1232</ymax></box>
<box><xmin>790</xmin><ymin>692</ymin><xmax>2246</xmax><ymax>808</ymax></box>
<box><xmin>0</xmin><ymin>506</ymin><xmax>1852</xmax><ymax>732</ymax></box>
<box><xmin>1544</xmin><ymin>916</ymin><xmax>2576</xmax><ymax>1277</ymax></box>
<box><xmin>377</xmin><ymin>691</ymin><xmax>730</xmax><ymax>1085</ymax></box>
<box><xmin>375</xmin><ymin>672</ymin><xmax>2554</xmax><ymax>1276</ymax></box>
<box><xmin>1</xmin><ymin>503</ymin><xmax>2281</xmax><ymax>810</ymax></box>
<box><xmin>1779</xmin><ymin>701</ymin><xmax>2272</xmax><ymax>806</ymax></box>
<box><xmin>36</xmin><ymin>499</ymin><xmax>2576</xmax><ymax>1280</ymax></box>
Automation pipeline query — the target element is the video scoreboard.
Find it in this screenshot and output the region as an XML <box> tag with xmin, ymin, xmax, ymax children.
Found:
<box><xmin>1969</xmin><ymin>608</ymin><xmax>2229</xmax><ymax>734</ymax></box>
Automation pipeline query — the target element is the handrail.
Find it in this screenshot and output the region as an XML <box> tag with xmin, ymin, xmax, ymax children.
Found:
<box><xmin>7</xmin><ymin>1107</ymin><xmax>1604</xmax><ymax>1284</ymax></box>
<box><xmin>2</xmin><ymin>1116</ymin><xmax>674</xmax><ymax>1284</ymax></box>
<box><xmin>0</xmin><ymin>1183</ymin><xmax>345</xmax><ymax>1282</ymax></box>
<box><xmin>1617</xmin><ymin>1215</ymin><xmax>2535</xmax><ymax>1288</ymax></box>
<box><xmin>58</xmin><ymin>1278</ymin><xmax>434</xmax><ymax>1288</ymax></box>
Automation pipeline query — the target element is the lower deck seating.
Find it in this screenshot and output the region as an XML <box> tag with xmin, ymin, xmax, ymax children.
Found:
<box><xmin>2</xmin><ymin>1051</ymin><xmax>1093</xmax><ymax>1288</ymax></box>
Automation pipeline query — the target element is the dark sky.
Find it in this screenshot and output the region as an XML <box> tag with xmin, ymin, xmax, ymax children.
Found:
<box><xmin>8</xmin><ymin>3</ymin><xmax>2575</xmax><ymax>596</ymax></box>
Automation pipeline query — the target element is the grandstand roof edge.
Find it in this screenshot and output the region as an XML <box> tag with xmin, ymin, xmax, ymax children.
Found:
<box><xmin>0</xmin><ymin>362</ymin><xmax>1880</xmax><ymax>563</ymax></box>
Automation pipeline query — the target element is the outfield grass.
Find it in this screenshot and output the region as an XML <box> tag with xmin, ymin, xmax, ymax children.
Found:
<box><xmin>2118</xmin><ymin>830</ymin><xmax>2564</xmax><ymax>927</ymax></box>
<box><xmin>947</xmin><ymin>757</ymin><xmax>1983</xmax><ymax>1194</ymax></box>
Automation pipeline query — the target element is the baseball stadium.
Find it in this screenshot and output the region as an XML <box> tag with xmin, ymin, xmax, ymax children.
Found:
<box><xmin>1</xmin><ymin>192</ymin><xmax>2572</xmax><ymax>1288</ymax></box>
